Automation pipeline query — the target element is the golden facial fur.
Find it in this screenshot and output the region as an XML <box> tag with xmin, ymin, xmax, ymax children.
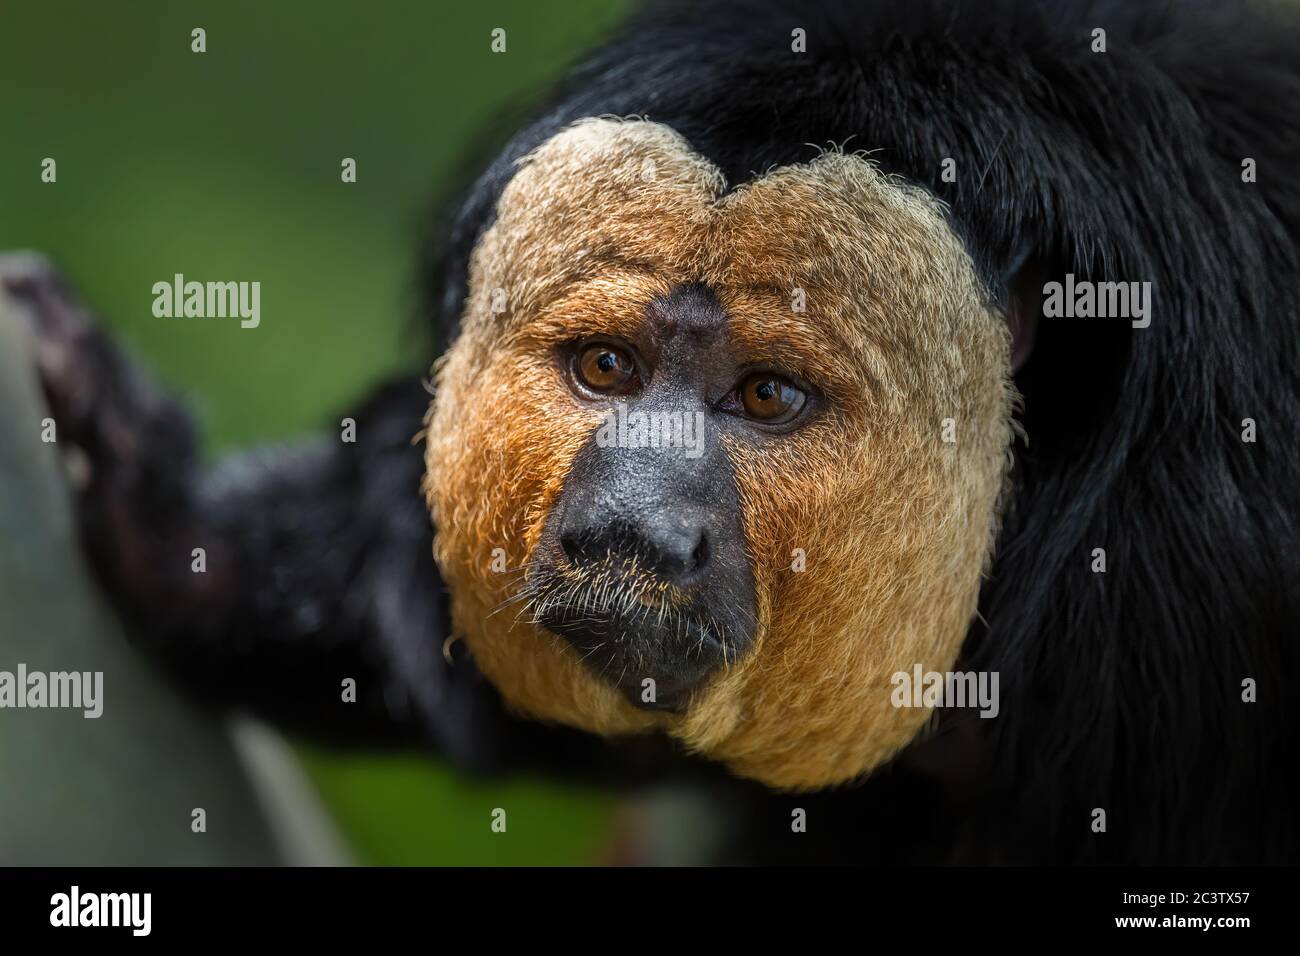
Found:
<box><xmin>423</xmin><ymin>117</ymin><xmax>1014</xmax><ymax>791</ymax></box>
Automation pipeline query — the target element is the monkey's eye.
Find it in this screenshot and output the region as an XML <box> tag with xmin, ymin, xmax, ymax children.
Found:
<box><xmin>575</xmin><ymin>342</ymin><xmax>638</xmax><ymax>394</ymax></box>
<box><xmin>732</xmin><ymin>373</ymin><xmax>807</xmax><ymax>424</ymax></box>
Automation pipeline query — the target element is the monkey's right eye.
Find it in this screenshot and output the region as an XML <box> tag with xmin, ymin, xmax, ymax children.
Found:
<box><xmin>574</xmin><ymin>343</ymin><xmax>638</xmax><ymax>394</ymax></box>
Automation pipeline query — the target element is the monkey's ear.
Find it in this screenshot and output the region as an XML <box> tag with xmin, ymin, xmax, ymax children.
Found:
<box><xmin>1003</xmin><ymin>242</ymin><xmax>1040</xmax><ymax>374</ymax></box>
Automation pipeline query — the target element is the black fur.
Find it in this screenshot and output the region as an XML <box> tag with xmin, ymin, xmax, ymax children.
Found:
<box><xmin>20</xmin><ymin>0</ymin><xmax>1300</xmax><ymax>863</ymax></box>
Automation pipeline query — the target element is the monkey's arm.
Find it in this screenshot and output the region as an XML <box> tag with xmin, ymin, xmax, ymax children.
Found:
<box><xmin>0</xmin><ymin>256</ymin><xmax>683</xmax><ymax>781</ymax></box>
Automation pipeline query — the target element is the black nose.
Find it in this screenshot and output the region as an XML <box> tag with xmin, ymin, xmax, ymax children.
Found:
<box><xmin>560</xmin><ymin>511</ymin><xmax>711</xmax><ymax>586</ymax></box>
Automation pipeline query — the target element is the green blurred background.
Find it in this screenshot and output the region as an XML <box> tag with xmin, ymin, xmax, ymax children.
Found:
<box><xmin>1</xmin><ymin>0</ymin><xmax>631</xmax><ymax>865</ymax></box>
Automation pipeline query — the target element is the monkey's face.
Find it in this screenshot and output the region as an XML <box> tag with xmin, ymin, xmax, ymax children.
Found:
<box><xmin>425</xmin><ymin>119</ymin><xmax>1014</xmax><ymax>790</ymax></box>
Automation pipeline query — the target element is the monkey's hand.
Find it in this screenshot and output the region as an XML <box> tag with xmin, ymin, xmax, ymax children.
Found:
<box><xmin>0</xmin><ymin>252</ymin><xmax>202</xmax><ymax>616</ymax></box>
<box><xmin>0</xmin><ymin>252</ymin><xmax>464</xmax><ymax>750</ymax></box>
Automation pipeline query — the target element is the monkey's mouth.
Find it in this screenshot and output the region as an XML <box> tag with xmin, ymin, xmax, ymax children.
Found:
<box><xmin>520</xmin><ymin>558</ymin><xmax>743</xmax><ymax>712</ymax></box>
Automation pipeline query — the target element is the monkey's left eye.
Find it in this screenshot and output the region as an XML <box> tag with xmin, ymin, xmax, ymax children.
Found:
<box><xmin>723</xmin><ymin>372</ymin><xmax>808</xmax><ymax>426</ymax></box>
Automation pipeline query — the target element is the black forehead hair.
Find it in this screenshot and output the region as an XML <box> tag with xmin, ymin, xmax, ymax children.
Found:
<box><xmin>422</xmin><ymin>0</ymin><xmax>1296</xmax><ymax>352</ymax></box>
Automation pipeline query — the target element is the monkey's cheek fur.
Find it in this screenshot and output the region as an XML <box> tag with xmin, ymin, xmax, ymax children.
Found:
<box><xmin>422</xmin><ymin>117</ymin><xmax>1015</xmax><ymax>792</ymax></box>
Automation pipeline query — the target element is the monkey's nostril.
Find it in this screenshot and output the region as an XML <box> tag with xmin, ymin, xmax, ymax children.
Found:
<box><xmin>559</xmin><ymin>527</ymin><xmax>596</xmax><ymax>566</ymax></box>
<box><xmin>689</xmin><ymin>530</ymin><xmax>710</xmax><ymax>576</ymax></box>
<box><xmin>641</xmin><ymin>522</ymin><xmax>710</xmax><ymax>584</ymax></box>
<box><xmin>559</xmin><ymin>530</ymin><xmax>575</xmax><ymax>561</ymax></box>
